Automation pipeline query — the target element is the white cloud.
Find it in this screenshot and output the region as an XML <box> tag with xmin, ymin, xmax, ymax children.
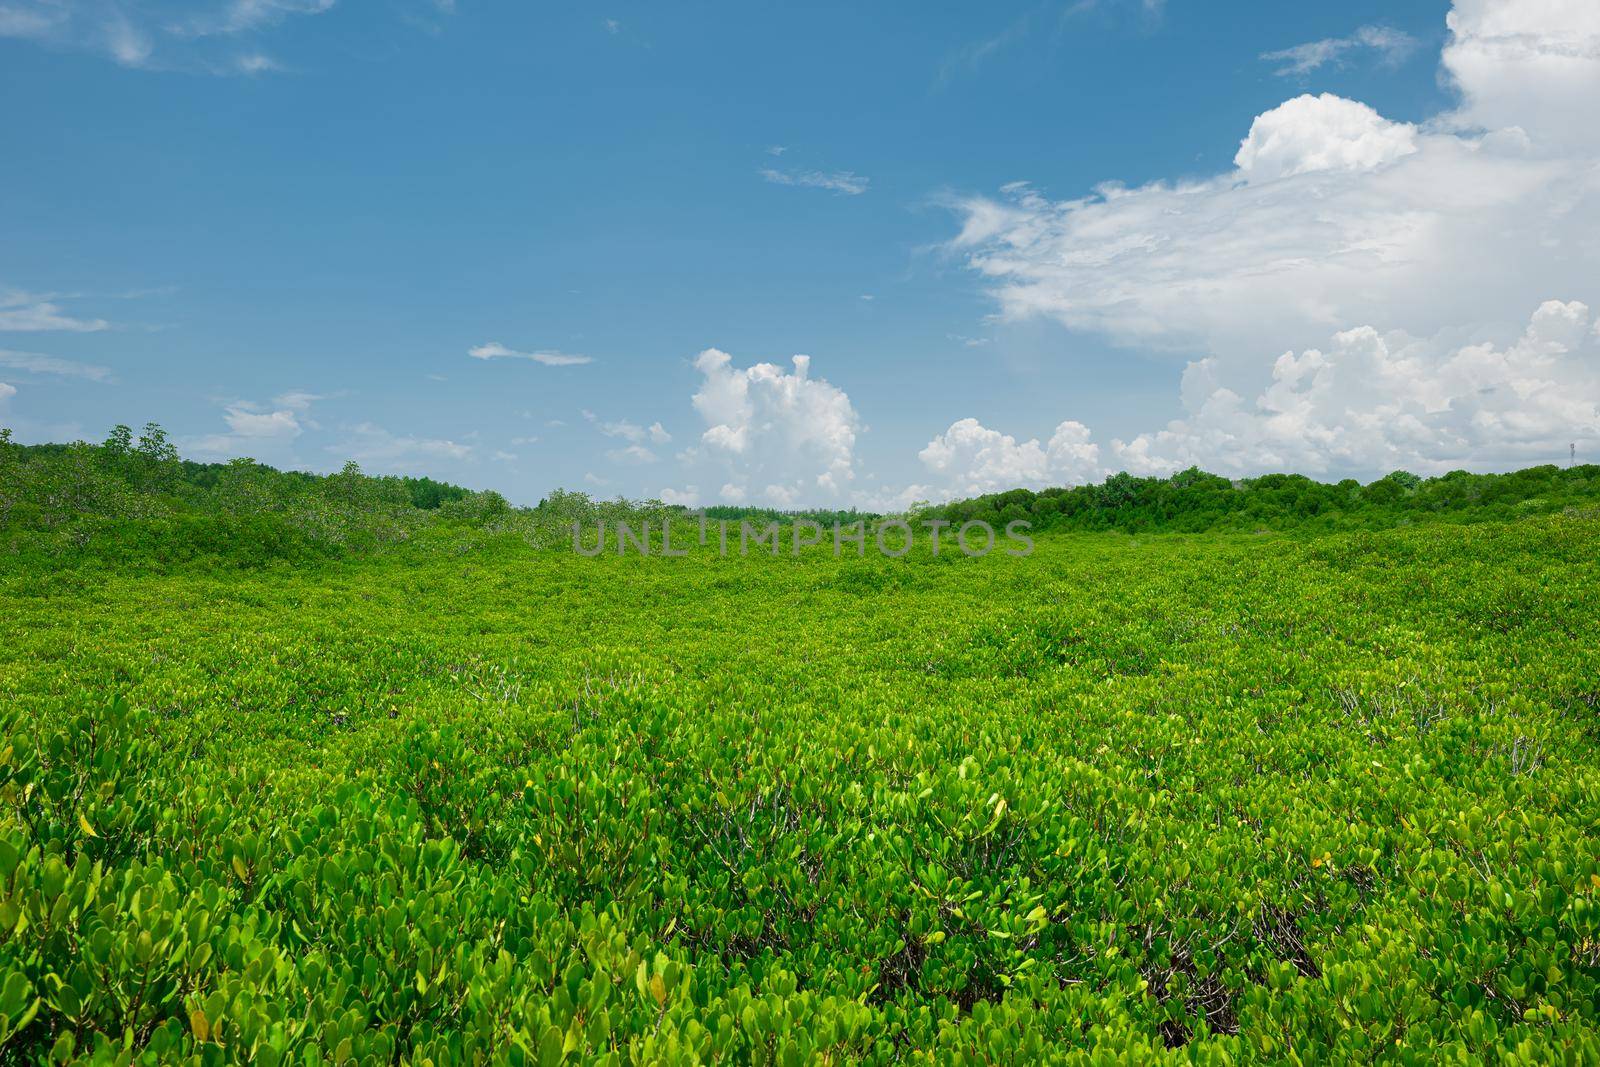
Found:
<box><xmin>760</xmin><ymin>168</ymin><xmax>869</xmax><ymax>195</ymax></box>
<box><xmin>187</xmin><ymin>393</ymin><xmax>312</xmax><ymax>458</ymax></box>
<box><xmin>0</xmin><ymin>5</ymin><xmax>61</xmax><ymax>37</ymax></box>
<box><xmin>912</xmin><ymin>296</ymin><xmax>1599</xmax><ymax>492</ymax></box>
<box><xmin>223</xmin><ymin>404</ymin><xmax>301</xmax><ymax>439</ymax></box>
<box><xmin>331</xmin><ymin>422</ymin><xmax>472</xmax><ymax>468</ymax></box>
<box><xmin>234</xmin><ymin>52</ymin><xmax>280</xmax><ymax>74</ymax></box>
<box><xmin>0</xmin><ymin>381</ymin><xmax>15</xmax><ymax>407</ymax></box>
<box><xmin>1234</xmin><ymin>94</ymin><xmax>1417</xmax><ymax>183</ymax></box>
<box><xmin>177</xmin><ymin>0</ymin><xmax>337</xmax><ymax>38</ymax></box>
<box><xmin>1261</xmin><ymin>25</ymin><xmax>1420</xmax><ymax>77</ymax></box>
<box><xmin>659</xmin><ymin>485</ymin><xmax>699</xmax><ymax>505</ymax></box>
<box><xmin>917</xmin><ymin>1</ymin><xmax>1600</xmax><ymax>491</ymax></box>
<box><xmin>273</xmin><ymin>390</ymin><xmax>323</xmax><ymax>411</ymax></box>
<box><xmin>684</xmin><ymin>348</ymin><xmax>861</xmax><ymax>504</ymax></box>
<box><xmin>603</xmin><ymin>16</ymin><xmax>619</xmax><ymax>33</ymax></box>
<box><xmin>918</xmin><ymin>417</ymin><xmax>1100</xmax><ymax>497</ymax></box>
<box><xmin>0</xmin><ymin>291</ymin><xmax>109</xmax><ymax>332</ymax></box>
<box><xmin>948</xmin><ymin>2</ymin><xmax>1600</xmax><ymax>369</ymax></box>
<box><xmin>1113</xmin><ymin>299</ymin><xmax>1600</xmax><ymax>477</ymax></box>
<box><xmin>1442</xmin><ymin>0</ymin><xmax>1600</xmax><ymax>151</ymax></box>
<box><xmin>469</xmin><ymin>342</ymin><xmax>593</xmax><ymax>366</ymax></box>
<box><xmin>583</xmin><ymin>410</ymin><xmax>665</xmax><ymax>445</ymax></box>
<box><xmin>0</xmin><ymin>349</ymin><xmax>114</xmax><ymax>382</ymax></box>
<box><xmin>0</xmin><ymin>0</ymin><xmax>342</xmax><ymax>71</ymax></box>
<box><xmin>607</xmin><ymin>444</ymin><xmax>658</xmax><ymax>464</ymax></box>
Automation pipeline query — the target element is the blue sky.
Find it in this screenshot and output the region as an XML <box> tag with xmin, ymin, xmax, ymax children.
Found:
<box><xmin>4</xmin><ymin>0</ymin><xmax>1598</xmax><ymax>507</ymax></box>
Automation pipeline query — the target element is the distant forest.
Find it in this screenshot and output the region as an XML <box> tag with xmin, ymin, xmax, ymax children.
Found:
<box><xmin>0</xmin><ymin>424</ymin><xmax>872</xmax><ymax>567</ymax></box>
<box><xmin>921</xmin><ymin>464</ymin><xmax>1600</xmax><ymax>533</ymax></box>
<box><xmin>2</xmin><ymin>423</ymin><xmax>1597</xmax><ymax>567</ymax></box>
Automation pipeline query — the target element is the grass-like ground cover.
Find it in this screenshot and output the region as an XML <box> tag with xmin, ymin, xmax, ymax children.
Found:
<box><xmin>1</xmin><ymin>519</ymin><xmax>1597</xmax><ymax>1063</ymax></box>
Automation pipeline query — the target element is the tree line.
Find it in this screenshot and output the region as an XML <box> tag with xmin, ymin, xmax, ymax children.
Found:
<box><xmin>918</xmin><ymin>465</ymin><xmax>1600</xmax><ymax>533</ymax></box>
<box><xmin>0</xmin><ymin>424</ymin><xmax>876</xmax><ymax>568</ymax></box>
<box><xmin>4</xmin><ymin>424</ymin><xmax>1598</xmax><ymax>567</ymax></box>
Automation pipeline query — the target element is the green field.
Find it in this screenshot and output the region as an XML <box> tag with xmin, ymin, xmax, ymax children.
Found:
<box><xmin>2</xmin><ymin>514</ymin><xmax>1598</xmax><ymax>1063</ymax></box>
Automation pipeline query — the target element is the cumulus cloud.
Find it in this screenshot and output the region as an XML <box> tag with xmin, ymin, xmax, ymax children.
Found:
<box><xmin>1234</xmin><ymin>94</ymin><xmax>1417</xmax><ymax>183</ymax></box>
<box><xmin>918</xmin><ymin>417</ymin><xmax>1101</xmax><ymax>497</ymax></box>
<box><xmin>760</xmin><ymin>168</ymin><xmax>869</xmax><ymax>195</ymax></box>
<box><xmin>949</xmin><ymin>3</ymin><xmax>1600</xmax><ymax>366</ymax></box>
<box><xmin>223</xmin><ymin>404</ymin><xmax>302</xmax><ymax>439</ymax></box>
<box><xmin>469</xmin><ymin>342</ymin><xmax>593</xmax><ymax>366</ymax></box>
<box><xmin>911</xmin><ymin>297</ymin><xmax>1598</xmax><ymax>493</ymax></box>
<box><xmin>919</xmin><ymin>1</ymin><xmax>1600</xmax><ymax>490</ymax></box>
<box><xmin>684</xmin><ymin>348</ymin><xmax>861</xmax><ymax>506</ymax></box>
<box><xmin>1111</xmin><ymin>299</ymin><xmax>1600</xmax><ymax>477</ymax></box>
<box><xmin>1261</xmin><ymin>25</ymin><xmax>1420</xmax><ymax>77</ymax></box>
<box><xmin>1441</xmin><ymin>0</ymin><xmax>1600</xmax><ymax>151</ymax></box>
<box><xmin>187</xmin><ymin>393</ymin><xmax>312</xmax><ymax>458</ymax></box>
<box><xmin>659</xmin><ymin>485</ymin><xmax>699</xmax><ymax>505</ymax></box>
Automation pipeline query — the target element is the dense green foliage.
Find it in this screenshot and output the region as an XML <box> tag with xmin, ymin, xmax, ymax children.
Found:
<box><xmin>923</xmin><ymin>464</ymin><xmax>1600</xmax><ymax>533</ymax></box>
<box><xmin>1</xmin><ymin>506</ymin><xmax>1597</xmax><ymax>1062</ymax></box>
<box><xmin>0</xmin><ymin>433</ymin><xmax>708</xmax><ymax>570</ymax></box>
<box><xmin>7</xmin><ymin>425</ymin><xmax>1600</xmax><ymax>573</ymax></box>
<box><xmin>0</xmin><ymin>426</ymin><xmax>886</xmax><ymax>570</ymax></box>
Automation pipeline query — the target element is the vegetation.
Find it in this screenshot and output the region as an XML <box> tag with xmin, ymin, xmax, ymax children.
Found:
<box><xmin>0</xmin><ymin>426</ymin><xmax>890</xmax><ymax>572</ymax></box>
<box><xmin>5</xmin><ymin>424</ymin><xmax>1598</xmax><ymax>572</ymax></box>
<box><xmin>921</xmin><ymin>464</ymin><xmax>1600</xmax><ymax>534</ymax></box>
<box><xmin>1</xmin><ymin>426</ymin><xmax>1598</xmax><ymax>1062</ymax></box>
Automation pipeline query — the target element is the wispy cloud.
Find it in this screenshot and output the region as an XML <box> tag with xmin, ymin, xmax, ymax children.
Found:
<box><xmin>174</xmin><ymin>0</ymin><xmax>337</xmax><ymax>39</ymax></box>
<box><xmin>760</xmin><ymin>168</ymin><xmax>869</xmax><ymax>196</ymax></box>
<box><xmin>0</xmin><ymin>290</ymin><xmax>109</xmax><ymax>332</ymax></box>
<box><xmin>937</xmin><ymin>2</ymin><xmax>1041</xmax><ymax>85</ymax></box>
<box><xmin>0</xmin><ymin>349</ymin><xmax>115</xmax><ymax>382</ymax></box>
<box><xmin>468</xmin><ymin>342</ymin><xmax>593</xmax><ymax>366</ymax></box>
<box><xmin>937</xmin><ymin>0</ymin><xmax>1164</xmax><ymax>87</ymax></box>
<box><xmin>273</xmin><ymin>390</ymin><xmax>324</xmax><ymax>411</ymax></box>
<box><xmin>331</xmin><ymin>422</ymin><xmax>472</xmax><ymax>467</ymax></box>
<box><xmin>603</xmin><ymin>16</ymin><xmax>620</xmax><ymax>34</ymax></box>
<box><xmin>582</xmin><ymin>410</ymin><xmax>670</xmax><ymax>445</ymax></box>
<box><xmin>0</xmin><ymin>0</ymin><xmax>365</xmax><ymax>73</ymax></box>
<box><xmin>1262</xmin><ymin>25</ymin><xmax>1420</xmax><ymax>78</ymax></box>
<box><xmin>606</xmin><ymin>443</ymin><xmax>658</xmax><ymax>464</ymax></box>
<box><xmin>233</xmin><ymin>52</ymin><xmax>281</xmax><ymax>74</ymax></box>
